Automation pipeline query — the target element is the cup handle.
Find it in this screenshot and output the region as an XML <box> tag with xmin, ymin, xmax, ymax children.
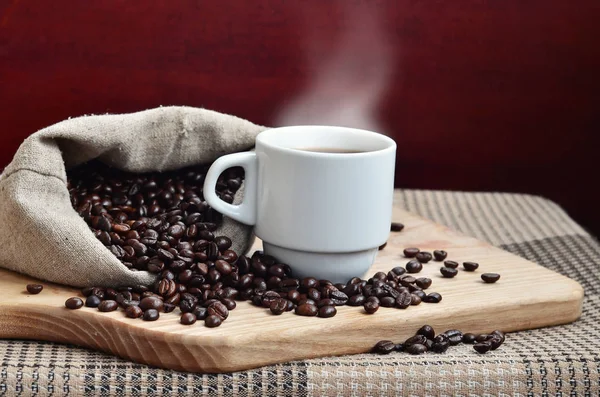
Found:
<box><xmin>203</xmin><ymin>152</ymin><xmax>258</xmax><ymax>225</ymax></box>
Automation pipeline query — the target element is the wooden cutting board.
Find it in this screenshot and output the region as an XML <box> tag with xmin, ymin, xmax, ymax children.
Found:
<box><xmin>0</xmin><ymin>194</ymin><xmax>583</xmax><ymax>373</ymax></box>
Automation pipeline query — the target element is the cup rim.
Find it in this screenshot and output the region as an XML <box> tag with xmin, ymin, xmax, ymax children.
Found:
<box><xmin>256</xmin><ymin>125</ymin><xmax>396</xmax><ymax>157</ymax></box>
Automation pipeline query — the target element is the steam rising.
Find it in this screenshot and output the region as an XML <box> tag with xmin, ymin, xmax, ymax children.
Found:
<box><xmin>274</xmin><ymin>4</ymin><xmax>394</xmax><ymax>133</ymax></box>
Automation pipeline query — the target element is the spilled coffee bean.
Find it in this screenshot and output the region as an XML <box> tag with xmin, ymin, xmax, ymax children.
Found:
<box><xmin>415</xmin><ymin>251</ymin><xmax>432</xmax><ymax>263</ymax></box>
<box><xmin>269</xmin><ymin>298</ymin><xmax>287</xmax><ymax>315</ymax></box>
<box><xmin>403</xmin><ymin>248</ymin><xmax>420</xmax><ymax>258</ymax></box>
<box><xmin>481</xmin><ymin>273</ymin><xmax>501</xmax><ymax>283</ymax></box>
<box><xmin>373</xmin><ymin>340</ymin><xmax>396</xmax><ymax>354</ymax></box>
<box><xmin>26</xmin><ymin>284</ymin><xmax>43</xmax><ymax>294</ymax></box>
<box><xmin>443</xmin><ymin>260</ymin><xmax>459</xmax><ymax>269</ymax></box>
<box><xmin>462</xmin><ymin>333</ymin><xmax>477</xmax><ymax>344</ymax></box>
<box><xmin>390</xmin><ymin>222</ymin><xmax>404</xmax><ymax>232</ymax></box>
<box><xmin>373</xmin><ymin>326</ymin><xmax>506</xmax><ymax>356</ymax></box>
<box><xmin>405</xmin><ymin>260</ymin><xmax>423</xmax><ymax>274</ymax></box>
<box><xmin>433</xmin><ymin>250</ymin><xmax>447</xmax><ymax>261</ymax></box>
<box><xmin>440</xmin><ymin>267</ymin><xmax>458</xmax><ymax>278</ymax></box>
<box><xmin>473</xmin><ymin>342</ymin><xmax>492</xmax><ymax>354</ymax></box>
<box><xmin>65</xmin><ymin>297</ymin><xmax>84</xmax><ymax>310</ymax></box>
<box><xmin>205</xmin><ymin>315</ymin><xmax>222</xmax><ymax>328</ymax></box>
<box><xmin>180</xmin><ymin>313</ymin><xmax>197</xmax><ymax>325</ymax></box>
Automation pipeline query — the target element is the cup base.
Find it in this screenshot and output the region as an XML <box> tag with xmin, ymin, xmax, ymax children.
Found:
<box><xmin>262</xmin><ymin>243</ymin><xmax>378</xmax><ymax>284</ymax></box>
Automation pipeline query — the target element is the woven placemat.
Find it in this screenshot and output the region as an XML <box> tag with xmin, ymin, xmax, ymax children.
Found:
<box><xmin>1</xmin><ymin>190</ymin><xmax>598</xmax><ymax>396</ymax></box>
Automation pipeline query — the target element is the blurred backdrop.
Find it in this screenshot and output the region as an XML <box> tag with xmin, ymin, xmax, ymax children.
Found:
<box><xmin>0</xmin><ymin>1</ymin><xmax>598</xmax><ymax>236</ymax></box>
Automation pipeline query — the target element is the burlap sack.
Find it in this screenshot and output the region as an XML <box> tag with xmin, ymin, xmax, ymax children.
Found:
<box><xmin>0</xmin><ymin>106</ymin><xmax>264</xmax><ymax>288</ymax></box>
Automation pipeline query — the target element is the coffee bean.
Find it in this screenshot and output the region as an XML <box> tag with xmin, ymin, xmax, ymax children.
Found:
<box><xmin>208</xmin><ymin>302</ymin><xmax>229</xmax><ymax>320</ymax></box>
<box><xmin>98</xmin><ymin>300</ymin><xmax>118</xmax><ymax>312</ymax></box>
<box><xmin>329</xmin><ymin>290</ymin><xmax>349</xmax><ymax>306</ymax></box>
<box><xmin>214</xmin><ymin>236</ymin><xmax>232</xmax><ymax>251</ymax></box>
<box><xmin>412</xmin><ymin>290</ymin><xmax>426</xmax><ymax>300</ymax></box>
<box><xmin>415</xmin><ymin>251</ymin><xmax>432</xmax><ymax>263</ymax></box>
<box><xmin>81</xmin><ymin>287</ymin><xmax>94</xmax><ymax>297</ymax></box>
<box><xmin>222</xmin><ymin>298</ymin><xmax>237</xmax><ymax>310</ymax></box>
<box><xmin>404</xmin><ymin>335</ymin><xmax>428</xmax><ymax>346</ymax></box>
<box><xmin>342</xmin><ymin>283</ymin><xmax>361</xmax><ymax>297</ymax></box>
<box><xmin>65</xmin><ymin>297</ymin><xmax>84</xmax><ymax>310</ymax></box>
<box><xmin>269</xmin><ymin>298</ymin><xmax>288</xmax><ymax>315</ymax></box>
<box><xmin>301</xmin><ymin>277</ymin><xmax>318</xmax><ymax>290</ymax></box>
<box><xmin>481</xmin><ymin>273</ymin><xmax>500</xmax><ymax>283</ymax></box>
<box><xmin>415</xmin><ymin>277</ymin><xmax>432</xmax><ymax>289</ymax></box>
<box><xmin>97</xmin><ymin>216</ymin><xmax>112</xmax><ymax>232</ymax></box>
<box><xmin>143</xmin><ymin>309</ymin><xmax>159</xmax><ymax>321</ymax></box>
<box><xmin>125</xmin><ymin>305</ymin><xmax>143</xmax><ymax>318</ymax></box>
<box><xmin>380</xmin><ymin>296</ymin><xmax>396</xmax><ymax>307</ymax></box>
<box><xmin>215</xmin><ymin>260</ymin><xmax>232</xmax><ymax>275</ymax></box>
<box><xmin>431</xmin><ymin>334</ymin><xmax>450</xmax><ymax>352</ymax></box>
<box><xmin>139</xmin><ymin>296</ymin><xmax>164</xmax><ymax>312</ymax></box>
<box><xmin>473</xmin><ymin>342</ymin><xmax>492</xmax><ymax>354</ymax></box>
<box><xmin>431</xmin><ymin>341</ymin><xmax>449</xmax><ymax>353</ymax></box>
<box><xmin>462</xmin><ymin>333</ymin><xmax>477</xmax><ymax>344</ymax></box>
<box><xmin>492</xmin><ymin>330</ymin><xmax>505</xmax><ymax>342</ymax></box>
<box><xmin>423</xmin><ymin>292</ymin><xmax>442</xmax><ymax>303</ymax></box>
<box><xmin>405</xmin><ymin>260</ymin><xmax>423</xmax><ymax>274</ymax></box>
<box><xmin>318</xmin><ymin>305</ymin><xmax>337</xmax><ymax>318</ymax></box>
<box><xmin>105</xmin><ymin>288</ymin><xmax>118</xmax><ymax>300</ymax></box>
<box><xmin>410</xmin><ymin>294</ymin><xmax>422</xmax><ymax>305</ymax></box>
<box><xmin>433</xmin><ymin>250</ymin><xmax>447</xmax><ymax>261</ymax></box>
<box><xmin>476</xmin><ymin>334</ymin><xmax>493</xmax><ymax>343</ymax></box>
<box><xmin>373</xmin><ymin>340</ymin><xmax>395</xmax><ymax>354</ymax></box>
<box><xmin>363</xmin><ymin>299</ymin><xmax>380</xmax><ymax>314</ymax></box>
<box><xmin>180</xmin><ymin>313</ymin><xmax>197</xmax><ymax>325</ymax></box>
<box><xmin>417</xmin><ymin>325</ymin><xmax>435</xmax><ymax>339</ymax></box>
<box><xmin>462</xmin><ymin>261</ymin><xmax>479</xmax><ymax>271</ymax></box>
<box><xmin>390</xmin><ymin>266</ymin><xmax>406</xmax><ymax>277</ymax></box>
<box><xmin>444</xmin><ymin>329</ymin><xmax>463</xmax><ymax>345</ymax></box>
<box><xmin>396</xmin><ymin>291</ymin><xmax>412</xmax><ymax>309</ymax></box>
<box><xmin>348</xmin><ymin>295</ymin><xmax>366</xmax><ymax>306</ymax></box>
<box><xmin>85</xmin><ymin>295</ymin><xmax>102</xmax><ymax>308</ymax></box>
<box><xmin>307</xmin><ymin>288</ymin><xmax>321</xmax><ymax>301</ymax></box>
<box><xmin>394</xmin><ymin>343</ymin><xmax>405</xmax><ymax>352</ymax></box>
<box><xmin>443</xmin><ymin>260</ymin><xmax>459</xmax><ymax>269</ymax></box>
<box><xmin>440</xmin><ymin>267</ymin><xmax>458</xmax><ymax>278</ymax></box>
<box><xmin>378</xmin><ymin>242</ymin><xmax>387</xmax><ymax>250</ymax></box>
<box><xmin>261</xmin><ymin>291</ymin><xmax>281</xmax><ymax>308</ymax></box>
<box><xmin>26</xmin><ymin>284</ymin><xmax>43</xmax><ymax>294</ymax></box>
<box><xmin>434</xmin><ymin>334</ymin><xmax>449</xmax><ymax>344</ymax></box>
<box><xmin>403</xmin><ymin>248</ymin><xmax>420</xmax><ymax>258</ymax></box>
<box><xmin>490</xmin><ymin>335</ymin><xmax>503</xmax><ymax>350</ymax></box>
<box><xmin>406</xmin><ymin>344</ymin><xmax>427</xmax><ymax>355</ymax></box>
<box><xmin>390</xmin><ymin>222</ymin><xmax>404</xmax><ymax>232</ymax></box>
<box><xmin>163</xmin><ymin>303</ymin><xmax>176</xmax><ymax>313</ymax></box>
<box><xmin>295</xmin><ymin>303</ymin><xmax>318</xmax><ymax>316</ymax></box>
<box><xmin>189</xmin><ymin>307</ymin><xmax>206</xmax><ymax>321</ymax></box>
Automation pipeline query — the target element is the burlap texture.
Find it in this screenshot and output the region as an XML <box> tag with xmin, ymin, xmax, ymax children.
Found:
<box><xmin>0</xmin><ymin>106</ymin><xmax>264</xmax><ymax>288</ymax></box>
<box><xmin>1</xmin><ymin>190</ymin><xmax>597</xmax><ymax>396</ymax></box>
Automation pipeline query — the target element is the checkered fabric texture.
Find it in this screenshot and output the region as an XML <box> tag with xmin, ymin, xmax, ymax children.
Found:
<box><xmin>1</xmin><ymin>190</ymin><xmax>598</xmax><ymax>396</ymax></box>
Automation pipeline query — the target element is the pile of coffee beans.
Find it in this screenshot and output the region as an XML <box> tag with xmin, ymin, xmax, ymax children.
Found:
<box><xmin>67</xmin><ymin>160</ymin><xmax>242</xmax><ymax>274</ymax></box>
<box><xmin>373</xmin><ymin>325</ymin><xmax>506</xmax><ymax>355</ymax></box>
<box><xmin>63</xmin><ymin>161</ymin><xmax>499</xmax><ymax>336</ymax></box>
<box><xmin>65</xmin><ymin>248</ymin><xmax>445</xmax><ymax>327</ymax></box>
<box><xmin>63</xmin><ymin>162</ymin><xmax>446</xmax><ymax>327</ymax></box>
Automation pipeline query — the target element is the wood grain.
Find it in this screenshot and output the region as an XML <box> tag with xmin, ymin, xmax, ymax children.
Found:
<box><xmin>0</xmin><ymin>192</ymin><xmax>583</xmax><ymax>373</ymax></box>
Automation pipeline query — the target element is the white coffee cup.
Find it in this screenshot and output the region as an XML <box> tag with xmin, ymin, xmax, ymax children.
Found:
<box><xmin>203</xmin><ymin>125</ymin><xmax>396</xmax><ymax>283</ymax></box>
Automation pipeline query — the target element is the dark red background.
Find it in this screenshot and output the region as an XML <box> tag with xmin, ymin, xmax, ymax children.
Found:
<box><xmin>1</xmin><ymin>1</ymin><xmax>599</xmax><ymax>235</ymax></box>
